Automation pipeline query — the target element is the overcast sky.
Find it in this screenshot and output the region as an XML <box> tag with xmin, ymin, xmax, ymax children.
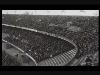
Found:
<box><xmin>2</xmin><ymin>10</ymin><xmax>99</xmax><ymax>16</ymax></box>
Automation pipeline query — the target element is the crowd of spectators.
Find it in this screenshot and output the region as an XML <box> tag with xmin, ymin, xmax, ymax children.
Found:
<box><xmin>2</xmin><ymin>14</ymin><xmax>99</xmax><ymax>62</ymax></box>
<box><xmin>2</xmin><ymin>25</ymin><xmax>75</xmax><ymax>62</ymax></box>
<box><xmin>77</xmin><ymin>52</ymin><xmax>99</xmax><ymax>66</ymax></box>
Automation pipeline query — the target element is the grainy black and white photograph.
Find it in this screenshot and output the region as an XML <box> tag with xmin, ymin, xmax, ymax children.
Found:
<box><xmin>2</xmin><ymin>10</ymin><xmax>99</xmax><ymax>66</ymax></box>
